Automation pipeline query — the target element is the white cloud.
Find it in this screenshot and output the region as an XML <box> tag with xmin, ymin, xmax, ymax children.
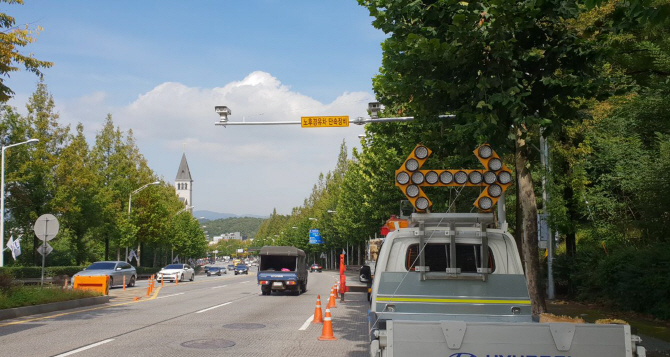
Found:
<box><xmin>57</xmin><ymin>71</ymin><xmax>374</xmax><ymax>215</ymax></box>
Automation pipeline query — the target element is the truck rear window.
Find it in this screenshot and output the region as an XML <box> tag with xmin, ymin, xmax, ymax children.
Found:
<box><xmin>405</xmin><ymin>243</ymin><xmax>495</xmax><ymax>273</ymax></box>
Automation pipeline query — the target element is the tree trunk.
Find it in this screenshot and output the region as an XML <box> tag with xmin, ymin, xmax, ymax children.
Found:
<box><xmin>34</xmin><ymin>236</ymin><xmax>39</xmax><ymax>266</ymax></box>
<box><xmin>564</xmin><ymin>184</ymin><xmax>577</xmax><ymax>257</ymax></box>
<box><xmin>514</xmin><ymin>147</ymin><xmax>525</xmax><ymax>267</ymax></box>
<box><xmin>137</xmin><ymin>242</ymin><xmax>141</xmax><ymax>267</ymax></box>
<box><xmin>515</xmin><ymin>128</ymin><xmax>547</xmax><ymax>315</ymax></box>
<box><xmin>104</xmin><ymin>237</ymin><xmax>109</xmax><ymax>261</ymax></box>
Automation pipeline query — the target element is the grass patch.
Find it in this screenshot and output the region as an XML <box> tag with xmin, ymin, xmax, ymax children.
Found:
<box><xmin>0</xmin><ymin>286</ymin><xmax>101</xmax><ymax>310</ymax></box>
<box><xmin>548</xmin><ymin>300</ymin><xmax>670</xmax><ymax>343</ymax></box>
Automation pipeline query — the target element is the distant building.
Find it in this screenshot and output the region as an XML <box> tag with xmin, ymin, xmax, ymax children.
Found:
<box><xmin>175</xmin><ymin>153</ymin><xmax>193</xmax><ymax>210</ymax></box>
<box><xmin>209</xmin><ymin>232</ymin><xmax>242</xmax><ymax>245</ymax></box>
<box><xmin>223</xmin><ymin>232</ymin><xmax>242</xmax><ymax>240</ymax></box>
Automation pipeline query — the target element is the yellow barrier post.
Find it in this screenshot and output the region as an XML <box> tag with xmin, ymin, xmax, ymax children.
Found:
<box><xmin>123</xmin><ymin>275</ymin><xmax>126</xmax><ymax>291</ymax></box>
<box><xmin>175</xmin><ymin>274</ymin><xmax>179</xmax><ymax>286</ymax></box>
<box><xmin>73</xmin><ymin>275</ymin><xmax>110</xmax><ymax>296</ymax></box>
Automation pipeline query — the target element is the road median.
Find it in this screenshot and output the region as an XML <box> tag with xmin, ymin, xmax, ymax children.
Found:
<box><xmin>0</xmin><ymin>295</ymin><xmax>110</xmax><ymax>321</ymax></box>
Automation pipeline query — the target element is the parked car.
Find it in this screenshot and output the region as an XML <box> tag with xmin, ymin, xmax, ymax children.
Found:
<box><xmin>206</xmin><ymin>266</ymin><xmax>226</xmax><ymax>276</ymax></box>
<box><xmin>72</xmin><ymin>261</ymin><xmax>137</xmax><ymax>288</ymax></box>
<box><xmin>227</xmin><ymin>264</ymin><xmax>235</xmax><ymax>271</ymax></box>
<box><xmin>157</xmin><ymin>264</ymin><xmax>195</xmax><ymax>282</ymax></box>
<box><xmin>234</xmin><ymin>264</ymin><xmax>249</xmax><ymax>275</ymax></box>
<box><xmin>310</xmin><ymin>263</ymin><xmax>322</xmax><ymax>273</ymax></box>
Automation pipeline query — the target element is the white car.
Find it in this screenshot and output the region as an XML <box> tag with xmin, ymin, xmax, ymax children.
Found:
<box><xmin>157</xmin><ymin>264</ymin><xmax>195</xmax><ymax>282</ymax></box>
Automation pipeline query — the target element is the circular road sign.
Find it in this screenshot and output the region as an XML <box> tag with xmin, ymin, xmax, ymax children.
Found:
<box><xmin>34</xmin><ymin>214</ymin><xmax>60</xmax><ymax>241</ymax></box>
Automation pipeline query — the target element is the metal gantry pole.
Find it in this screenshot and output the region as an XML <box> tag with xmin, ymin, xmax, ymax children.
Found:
<box><xmin>214</xmin><ymin>115</ymin><xmax>455</xmax><ymax>127</ymax></box>
<box><xmin>540</xmin><ymin>135</ymin><xmax>555</xmax><ymax>299</ymax></box>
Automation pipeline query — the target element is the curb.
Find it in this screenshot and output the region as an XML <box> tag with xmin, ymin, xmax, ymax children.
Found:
<box><xmin>0</xmin><ymin>296</ymin><xmax>111</xmax><ymax>321</ymax></box>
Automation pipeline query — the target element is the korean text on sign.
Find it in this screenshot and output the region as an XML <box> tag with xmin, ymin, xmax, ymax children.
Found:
<box><xmin>300</xmin><ymin>116</ymin><xmax>350</xmax><ymax>128</ymax></box>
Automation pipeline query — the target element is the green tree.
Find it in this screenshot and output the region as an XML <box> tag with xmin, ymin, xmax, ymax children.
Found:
<box><xmin>12</xmin><ymin>82</ymin><xmax>69</xmax><ymax>265</ymax></box>
<box><xmin>358</xmin><ymin>0</ymin><xmax>610</xmax><ymax>313</ymax></box>
<box><xmin>52</xmin><ymin>123</ymin><xmax>101</xmax><ymax>264</ymax></box>
<box><xmin>0</xmin><ymin>0</ymin><xmax>53</xmax><ymax>102</ymax></box>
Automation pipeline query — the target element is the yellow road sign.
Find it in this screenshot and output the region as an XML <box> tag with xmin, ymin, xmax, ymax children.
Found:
<box><xmin>395</xmin><ymin>144</ymin><xmax>513</xmax><ymax>212</ymax></box>
<box><xmin>301</xmin><ymin>116</ymin><xmax>349</xmax><ymax>128</ymax></box>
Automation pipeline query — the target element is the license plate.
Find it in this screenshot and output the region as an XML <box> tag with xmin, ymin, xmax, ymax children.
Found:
<box><xmin>272</xmin><ymin>282</ymin><xmax>283</xmax><ymax>288</ymax></box>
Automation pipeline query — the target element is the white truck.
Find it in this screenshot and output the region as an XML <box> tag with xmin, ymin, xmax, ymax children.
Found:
<box><xmin>369</xmin><ymin>213</ymin><xmax>646</xmax><ymax>357</ymax></box>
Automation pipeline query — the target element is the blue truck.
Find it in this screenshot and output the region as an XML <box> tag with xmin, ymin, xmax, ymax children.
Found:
<box><xmin>257</xmin><ymin>246</ymin><xmax>308</xmax><ymax>295</ymax></box>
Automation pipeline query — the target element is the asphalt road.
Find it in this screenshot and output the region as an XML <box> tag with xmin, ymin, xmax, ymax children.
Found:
<box><xmin>0</xmin><ymin>266</ymin><xmax>370</xmax><ymax>357</ymax></box>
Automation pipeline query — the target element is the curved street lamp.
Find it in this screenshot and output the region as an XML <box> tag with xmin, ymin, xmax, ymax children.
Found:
<box><xmin>1</xmin><ymin>138</ymin><xmax>39</xmax><ymax>267</ymax></box>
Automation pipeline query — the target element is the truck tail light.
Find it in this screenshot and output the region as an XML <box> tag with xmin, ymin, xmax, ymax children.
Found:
<box><xmin>287</xmin><ymin>281</ymin><xmax>297</xmax><ymax>285</ymax></box>
<box><xmin>260</xmin><ymin>280</ymin><xmax>269</xmax><ymax>285</ymax></box>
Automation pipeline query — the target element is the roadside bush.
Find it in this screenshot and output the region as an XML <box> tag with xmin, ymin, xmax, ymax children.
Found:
<box><xmin>0</xmin><ymin>266</ymin><xmax>85</xmax><ymax>279</ymax></box>
<box><xmin>554</xmin><ymin>242</ymin><xmax>670</xmax><ymax>319</ymax></box>
<box><xmin>0</xmin><ymin>271</ymin><xmax>16</xmax><ymax>293</ymax></box>
<box><xmin>136</xmin><ymin>267</ymin><xmax>160</xmax><ymax>275</ymax></box>
<box><xmin>0</xmin><ymin>286</ymin><xmax>100</xmax><ymax>310</ymax></box>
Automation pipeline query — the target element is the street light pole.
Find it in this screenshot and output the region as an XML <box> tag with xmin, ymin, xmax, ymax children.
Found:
<box><xmin>127</xmin><ymin>181</ymin><xmax>160</xmax><ymax>265</ymax></box>
<box><xmin>1</xmin><ymin>138</ymin><xmax>39</xmax><ymax>267</ymax></box>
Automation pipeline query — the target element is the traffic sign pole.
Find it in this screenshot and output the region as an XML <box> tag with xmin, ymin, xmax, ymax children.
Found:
<box><xmin>41</xmin><ymin>218</ymin><xmax>47</xmax><ymax>286</ymax></box>
<box><xmin>34</xmin><ymin>214</ymin><xmax>59</xmax><ymax>287</ymax></box>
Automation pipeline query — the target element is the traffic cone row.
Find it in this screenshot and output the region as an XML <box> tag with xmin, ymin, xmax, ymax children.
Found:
<box><xmin>326</xmin><ymin>286</ymin><xmax>337</xmax><ymax>309</ymax></box>
<box><xmin>315</xmin><ymin>283</ymin><xmax>341</xmax><ymax>341</ymax></box>
<box><xmin>312</xmin><ymin>295</ymin><xmax>324</xmax><ymax>324</ymax></box>
<box><xmin>318</xmin><ymin>308</ymin><xmax>336</xmax><ymax>341</ymax></box>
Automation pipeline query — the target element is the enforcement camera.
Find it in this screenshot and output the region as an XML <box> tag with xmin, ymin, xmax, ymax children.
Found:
<box><xmin>214</xmin><ymin>106</ymin><xmax>232</xmax><ymax>122</ymax></box>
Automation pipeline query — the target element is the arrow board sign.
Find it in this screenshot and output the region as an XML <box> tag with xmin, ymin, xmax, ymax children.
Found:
<box><xmin>395</xmin><ymin>144</ymin><xmax>513</xmax><ymax>213</ymax></box>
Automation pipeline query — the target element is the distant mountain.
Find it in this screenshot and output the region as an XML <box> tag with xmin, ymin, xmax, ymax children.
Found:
<box><xmin>194</xmin><ymin>210</ymin><xmax>268</xmax><ymax>221</ymax></box>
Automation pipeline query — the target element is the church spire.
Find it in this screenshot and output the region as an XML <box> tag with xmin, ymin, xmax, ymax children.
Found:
<box><xmin>175</xmin><ymin>153</ymin><xmax>192</xmax><ymax>181</ymax></box>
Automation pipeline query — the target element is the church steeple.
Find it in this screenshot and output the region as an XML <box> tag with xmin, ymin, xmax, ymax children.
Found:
<box><xmin>175</xmin><ymin>153</ymin><xmax>193</xmax><ymax>208</ymax></box>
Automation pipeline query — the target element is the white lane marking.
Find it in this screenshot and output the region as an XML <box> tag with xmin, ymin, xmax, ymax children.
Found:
<box><xmin>54</xmin><ymin>339</ymin><xmax>114</xmax><ymax>357</ymax></box>
<box><xmin>195</xmin><ymin>301</ymin><xmax>233</xmax><ymax>314</ymax></box>
<box><xmin>156</xmin><ymin>293</ymin><xmax>185</xmax><ymax>299</ymax></box>
<box><xmin>240</xmin><ymin>281</ymin><xmax>250</xmax><ymax>284</ymax></box>
<box><xmin>299</xmin><ymin>315</ymin><xmax>314</xmax><ymax>331</ymax></box>
<box><xmin>211</xmin><ymin>285</ymin><xmax>228</xmax><ymax>289</ymax></box>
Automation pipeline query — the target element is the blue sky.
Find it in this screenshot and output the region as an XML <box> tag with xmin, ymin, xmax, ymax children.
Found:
<box><xmin>5</xmin><ymin>1</ymin><xmax>387</xmax><ymax>216</ymax></box>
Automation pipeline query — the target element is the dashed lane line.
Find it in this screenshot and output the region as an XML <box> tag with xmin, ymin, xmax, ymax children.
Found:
<box><xmin>52</xmin><ymin>339</ymin><xmax>115</xmax><ymax>357</ymax></box>
<box><xmin>195</xmin><ymin>301</ymin><xmax>233</xmax><ymax>314</ymax></box>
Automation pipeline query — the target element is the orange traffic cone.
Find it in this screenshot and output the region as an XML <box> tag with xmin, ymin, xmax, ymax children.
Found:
<box><xmin>332</xmin><ymin>284</ymin><xmax>339</xmax><ymax>299</ymax></box>
<box><xmin>326</xmin><ymin>287</ymin><xmax>337</xmax><ymax>309</ymax></box>
<box><xmin>318</xmin><ymin>308</ymin><xmax>337</xmax><ymax>341</ymax></box>
<box><xmin>313</xmin><ymin>295</ymin><xmax>324</xmax><ymax>324</ymax></box>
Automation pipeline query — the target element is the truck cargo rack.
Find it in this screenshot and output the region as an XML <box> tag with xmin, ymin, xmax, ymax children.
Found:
<box><xmin>409</xmin><ymin>213</ymin><xmax>495</xmax><ymax>281</ymax></box>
